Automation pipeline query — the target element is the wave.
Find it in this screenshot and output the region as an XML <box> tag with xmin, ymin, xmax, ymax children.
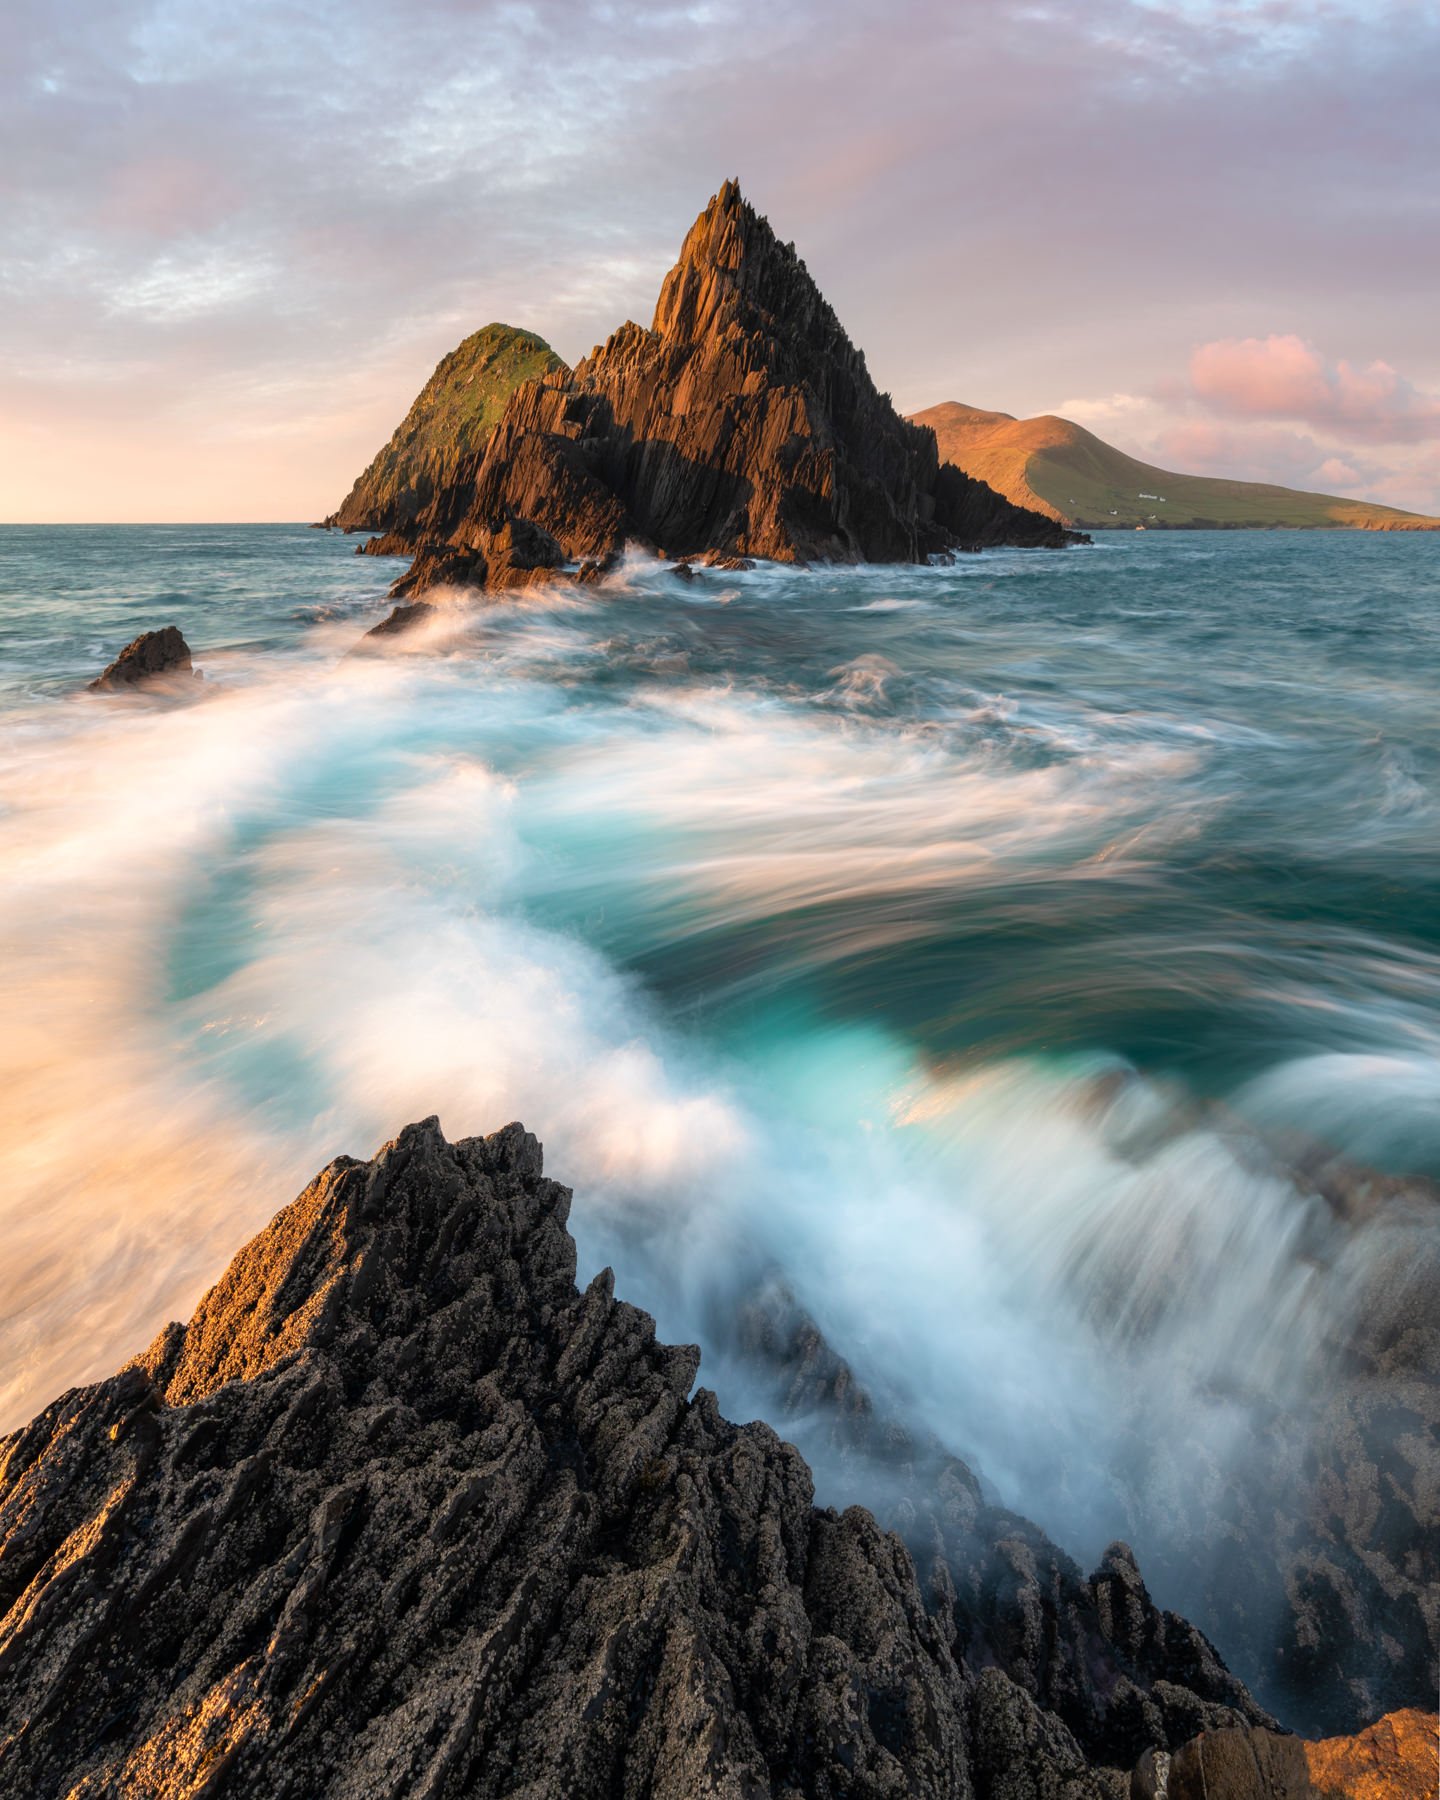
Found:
<box><xmin>0</xmin><ymin>567</ymin><xmax>1436</xmax><ymax>1659</ymax></box>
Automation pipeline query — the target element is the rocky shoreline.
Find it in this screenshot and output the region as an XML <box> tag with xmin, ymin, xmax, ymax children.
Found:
<box><xmin>1</xmin><ymin>1118</ymin><xmax>1432</xmax><ymax>1797</ymax></box>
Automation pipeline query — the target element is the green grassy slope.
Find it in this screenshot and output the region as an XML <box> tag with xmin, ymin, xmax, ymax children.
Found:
<box><xmin>328</xmin><ymin>325</ymin><xmax>567</xmax><ymax>531</ymax></box>
<box><xmin>910</xmin><ymin>401</ymin><xmax>1440</xmax><ymax>530</ymax></box>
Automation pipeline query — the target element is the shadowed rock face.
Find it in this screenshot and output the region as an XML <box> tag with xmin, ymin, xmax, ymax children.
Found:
<box><xmin>1</xmin><ymin>1118</ymin><xmax>1270</xmax><ymax>1800</ymax></box>
<box><xmin>349</xmin><ymin>182</ymin><xmax>1083</xmax><ymax>598</ymax></box>
<box><xmin>87</xmin><ymin>625</ymin><xmax>195</xmax><ymax>692</ymax></box>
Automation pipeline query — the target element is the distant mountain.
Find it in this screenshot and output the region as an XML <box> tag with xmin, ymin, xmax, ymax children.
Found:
<box><xmin>910</xmin><ymin>401</ymin><xmax>1440</xmax><ymax>530</ymax></box>
<box><xmin>327</xmin><ymin>324</ymin><xmax>565</xmax><ymax>533</ymax></box>
<box><xmin>332</xmin><ymin>184</ymin><xmax>1080</xmax><ymax>597</ymax></box>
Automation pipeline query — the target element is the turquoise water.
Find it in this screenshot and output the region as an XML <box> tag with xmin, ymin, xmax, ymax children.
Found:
<box><xmin>2</xmin><ymin>524</ymin><xmax>1438</xmax><ymax>1692</ymax></box>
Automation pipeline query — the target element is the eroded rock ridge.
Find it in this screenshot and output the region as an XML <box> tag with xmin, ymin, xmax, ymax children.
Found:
<box><xmin>3</xmin><ymin>1118</ymin><xmax>1272</xmax><ymax>1799</ymax></box>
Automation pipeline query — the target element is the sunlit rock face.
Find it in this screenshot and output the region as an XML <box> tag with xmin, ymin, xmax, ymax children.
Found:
<box><xmin>347</xmin><ymin>182</ymin><xmax>1081</xmax><ymax>596</ymax></box>
<box><xmin>325</xmin><ymin>323</ymin><xmax>567</xmax><ymax>536</ymax></box>
<box><xmin>0</xmin><ymin>1118</ymin><xmax>1269</xmax><ymax>1799</ymax></box>
<box><xmin>1136</xmin><ymin>1709</ymin><xmax>1440</xmax><ymax>1800</ymax></box>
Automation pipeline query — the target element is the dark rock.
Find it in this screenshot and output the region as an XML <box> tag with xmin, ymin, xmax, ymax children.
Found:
<box><xmin>341</xmin><ymin>182</ymin><xmax>1088</xmax><ymax>598</ymax></box>
<box><xmin>473</xmin><ymin>515</ymin><xmax>566</xmax><ymax>591</ymax></box>
<box><xmin>1129</xmin><ymin>1182</ymin><xmax>1440</xmax><ymax>1735</ymax></box>
<box><xmin>356</xmin><ymin>528</ymin><xmax>418</xmax><ymax>558</ymax></box>
<box><xmin>669</xmin><ymin>560</ymin><xmax>697</xmax><ymax>582</ymax></box>
<box><xmin>0</xmin><ymin>1119</ymin><xmax>1266</xmax><ymax>1800</ymax></box>
<box><xmin>729</xmin><ymin>1278</ymin><xmax>1266</xmax><ymax>1769</ymax></box>
<box><xmin>355</xmin><ymin>600</ymin><xmax>438</xmax><ymax>647</ymax></box>
<box><xmin>390</xmin><ymin>545</ymin><xmax>488</xmax><ymax>598</ymax></box>
<box><xmin>87</xmin><ymin>625</ymin><xmax>196</xmax><ymax>692</ymax></box>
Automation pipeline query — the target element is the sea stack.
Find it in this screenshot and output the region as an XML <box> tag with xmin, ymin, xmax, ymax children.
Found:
<box><xmin>341</xmin><ymin>182</ymin><xmax>1083</xmax><ymax>598</ymax></box>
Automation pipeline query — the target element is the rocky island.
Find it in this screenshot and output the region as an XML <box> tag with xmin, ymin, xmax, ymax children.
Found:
<box><xmin>331</xmin><ymin>182</ymin><xmax>1083</xmax><ymax>606</ymax></box>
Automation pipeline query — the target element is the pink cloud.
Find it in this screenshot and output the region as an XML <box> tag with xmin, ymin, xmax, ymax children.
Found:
<box><xmin>1313</xmin><ymin>455</ymin><xmax>1362</xmax><ymax>489</ymax></box>
<box><xmin>1189</xmin><ymin>334</ymin><xmax>1440</xmax><ymax>442</ymax></box>
<box><xmin>1149</xmin><ymin>420</ymin><xmax>1329</xmax><ymax>483</ymax></box>
<box><xmin>1139</xmin><ymin>417</ymin><xmax>1440</xmax><ymax>514</ymax></box>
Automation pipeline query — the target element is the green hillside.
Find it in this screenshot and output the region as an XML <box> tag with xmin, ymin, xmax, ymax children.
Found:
<box><xmin>910</xmin><ymin>401</ymin><xmax>1440</xmax><ymax>531</ymax></box>
<box><xmin>328</xmin><ymin>324</ymin><xmax>566</xmax><ymax>531</ymax></box>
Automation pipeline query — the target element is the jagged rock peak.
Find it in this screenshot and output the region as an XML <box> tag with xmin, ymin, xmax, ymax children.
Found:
<box><xmin>0</xmin><ymin>1117</ymin><xmax>1261</xmax><ymax>1799</ymax></box>
<box><xmin>650</xmin><ymin>177</ymin><xmax>841</xmax><ymax>350</ymax></box>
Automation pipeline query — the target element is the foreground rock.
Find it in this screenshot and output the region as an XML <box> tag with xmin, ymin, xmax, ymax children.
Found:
<box><xmin>1303</xmin><ymin>1707</ymin><xmax>1438</xmax><ymax>1798</ymax></box>
<box><xmin>336</xmin><ymin>182</ymin><xmax>1085</xmax><ymax>599</ymax></box>
<box><xmin>2</xmin><ymin>1117</ymin><xmax>1279</xmax><ymax>1799</ymax></box>
<box><xmin>87</xmin><ymin>625</ymin><xmax>196</xmax><ymax>692</ymax></box>
<box><xmin>1133</xmin><ymin>1710</ymin><xmax>1439</xmax><ymax>1800</ymax></box>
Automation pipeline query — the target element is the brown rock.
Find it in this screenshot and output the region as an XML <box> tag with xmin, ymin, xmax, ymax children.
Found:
<box><xmin>1150</xmin><ymin>1711</ymin><xmax>1440</xmax><ymax>1800</ymax></box>
<box><xmin>1167</xmin><ymin>1727</ymin><xmax>1316</xmax><ymax>1800</ymax></box>
<box><xmin>1304</xmin><ymin>1709</ymin><xmax>1439</xmax><ymax>1800</ymax></box>
<box><xmin>325</xmin><ymin>324</ymin><xmax>566</xmax><ymax>534</ymax></box>
<box><xmin>87</xmin><ymin>625</ymin><xmax>195</xmax><ymax>692</ymax></box>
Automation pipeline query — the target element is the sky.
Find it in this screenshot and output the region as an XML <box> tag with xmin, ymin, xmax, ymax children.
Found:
<box><xmin>3</xmin><ymin>0</ymin><xmax>1438</xmax><ymax>521</ymax></box>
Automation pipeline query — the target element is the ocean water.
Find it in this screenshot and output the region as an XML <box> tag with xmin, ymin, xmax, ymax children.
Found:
<box><xmin>2</xmin><ymin>524</ymin><xmax>1438</xmax><ymax>1689</ymax></box>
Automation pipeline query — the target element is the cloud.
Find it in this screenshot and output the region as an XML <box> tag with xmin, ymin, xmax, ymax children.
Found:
<box><xmin>1147</xmin><ymin>419</ymin><xmax>1332</xmax><ymax>483</ymax></box>
<box><xmin>1189</xmin><ymin>334</ymin><xmax>1440</xmax><ymax>443</ymax></box>
<box><xmin>1313</xmin><ymin>455</ymin><xmax>1362</xmax><ymax>489</ymax></box>
<box><xmin>1054</xmin><ymin>393</ymin><xmax>1164</xmax><ymax>431</ymax></box>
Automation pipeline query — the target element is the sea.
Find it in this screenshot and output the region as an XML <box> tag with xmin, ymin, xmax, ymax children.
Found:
<box><xmin>2</xmin><ymin>523</ymin><xmax>1437</xmax><ymax>1702</ymax></box>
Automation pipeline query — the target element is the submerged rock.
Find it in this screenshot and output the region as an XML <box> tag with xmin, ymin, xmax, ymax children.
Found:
<box><xmin>87</xmin><ymin>625</ymin><xmax>196</xmax><ymax>692</ymax></box>
<box><xmin>0</xmin><ymin>1117</ymin><xmax>1275</xmax><ymax>1800</ymax></box>
<box><xmin>331</xmin><ymin>182</ymin><xmax>1087</xmax><ymax>599</ymax></box>
<box><xmin>354</xmin><ymin>599</ymin><xmax>438</xmax><ymax>646</ymax></box>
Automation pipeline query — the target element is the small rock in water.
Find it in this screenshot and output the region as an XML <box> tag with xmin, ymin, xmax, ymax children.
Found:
<box><xmin>88</xmin><ymin>626</ymin><xmax>197</xmax><ymax>693</ymax></box>
<box><xmin>669</xmin><ymin>560</ymin><xmax>697</xmax><ymax>583</ymax></box>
